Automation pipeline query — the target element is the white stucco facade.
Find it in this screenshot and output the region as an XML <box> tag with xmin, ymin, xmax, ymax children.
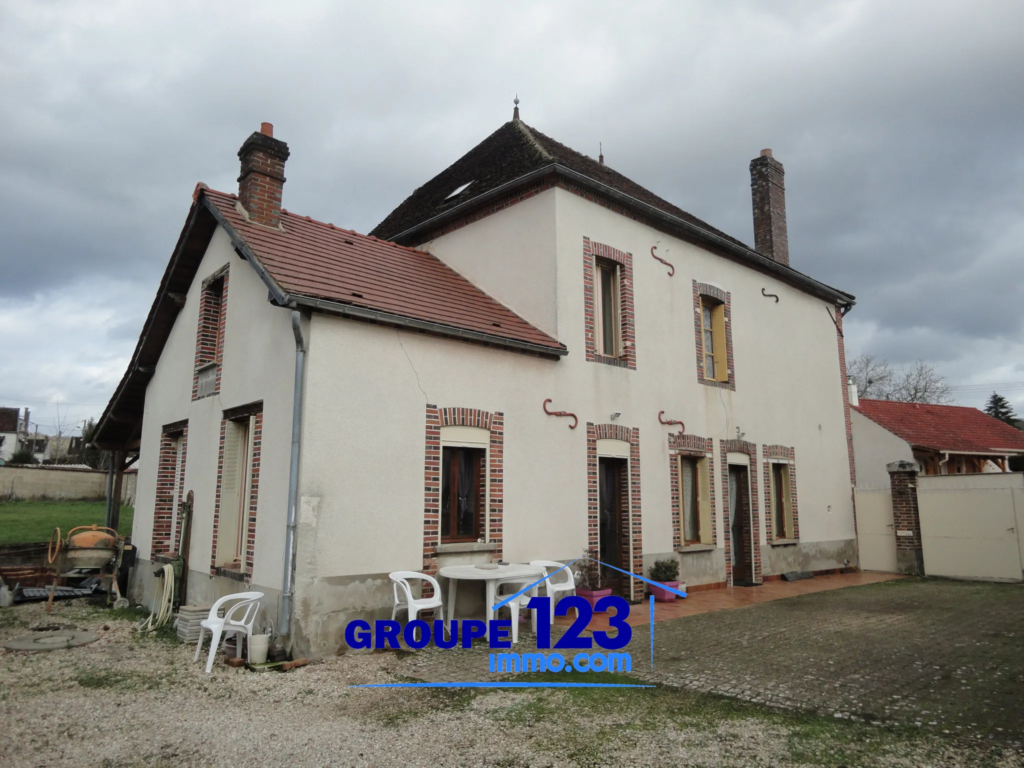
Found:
<box><xmin>129</xmin><ymin>184</ymin><xmax>857</xmax><ymax>658</ymax></box>
<box><xmin>131</xmin><ymin>227</ymin><xmax>297</xmax><ymax>614</ymax></box>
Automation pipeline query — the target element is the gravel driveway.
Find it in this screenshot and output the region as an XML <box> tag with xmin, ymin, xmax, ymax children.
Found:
<box><xmin>1</xmin><ymin>588</ymin><xmax>1022</xmax><ymax>767</ymax></box>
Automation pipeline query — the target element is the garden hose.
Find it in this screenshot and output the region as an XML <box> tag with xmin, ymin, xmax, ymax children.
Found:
<box><xmin>138</xmin><ymin>563</ymin><xmax>175</xmax><ymax>632</ymax></box>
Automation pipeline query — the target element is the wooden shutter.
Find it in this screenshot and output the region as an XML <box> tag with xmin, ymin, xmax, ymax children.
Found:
<box><xmin>697</xmin><ymin>456</ymin><xmax>714</xmax><ymax>545</ymax></box>
<box><xmin>711</xmin><ymin>303</ymin><xmax>728</xmax><ymax>382</ymax></box>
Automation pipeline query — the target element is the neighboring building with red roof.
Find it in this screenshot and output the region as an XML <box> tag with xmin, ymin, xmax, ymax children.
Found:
<box><xmin>851</xmin><ymin>397</ymin><xmax>1024</xmax><ymax>488</ymax></box>
<box><xmin>95</xmin><ymin>111</ymin><xmax>860</xmax><ymax>657</ymax></box>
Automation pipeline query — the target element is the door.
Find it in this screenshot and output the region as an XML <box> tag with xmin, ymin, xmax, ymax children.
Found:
<box><xmin>729</xmin><ymin>465</ymin><xmax>754</xmax><ymax>584</ymax></box>
<box><xmin>855</xmin><ymin>489</ymin><xmax>898</xmax><ymax>572</ymax></box>
<box><xmin>598</xmin><ymin>457</ymin><xmax>628</xmax><ymax>596</ymax></box>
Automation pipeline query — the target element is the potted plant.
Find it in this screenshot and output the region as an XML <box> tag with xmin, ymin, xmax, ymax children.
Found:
<box><xmin>575</xmin><ymin>548</ymin><xmax>612</xmax><ymax>612</ymax></box>
<box><xmin>648</xmin><ymin>558</ymin><xmax>683</xmax><ymax>602</ymax></box>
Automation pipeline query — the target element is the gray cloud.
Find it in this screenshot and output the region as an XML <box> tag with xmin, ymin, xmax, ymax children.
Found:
<box><xmin>2</xmin><ymin>0</ymin><xmax>1023</xmax><ymax>426</ymax></box>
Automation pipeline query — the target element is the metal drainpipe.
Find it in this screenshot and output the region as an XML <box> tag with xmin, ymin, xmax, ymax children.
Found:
<box><xmin>939</xmin><ymin>452</ymin><xmax>950</xmax><ymax>474</ymax></box>
<box><xmin>280</xmin><ymin>310</ymin><xmax>306</xmax><ymax>638</ymax></box>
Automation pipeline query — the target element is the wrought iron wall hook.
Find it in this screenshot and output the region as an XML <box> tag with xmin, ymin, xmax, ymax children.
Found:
<box><xmin>651</xmin><ymin>245</ymin><xmax>674</xmax><ymax>276</ymax></box>
<box><xmin>761</xmin><ymin>288</ymin><xmax>779</xmax><ymax>303</ymax></box>
<box><xmin>543</xmin><ymin>398</ymin><xmax>578</xmax><ymax>429</ymax></box>
<box><xmin>658</xmin><ymin>411</ymin><xmax>685</xmax><ymax>432</ymax></box>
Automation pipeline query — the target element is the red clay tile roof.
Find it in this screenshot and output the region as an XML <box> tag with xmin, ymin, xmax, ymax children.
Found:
<box><xmin>854</xmin><ymin>399</ymin><xmax>1024</xmax><ymax>454</ymax></box>
<box><xmin>203</xmin><ymin>189</ymin><xmax>565</xmax><ymax>355</ymax></box>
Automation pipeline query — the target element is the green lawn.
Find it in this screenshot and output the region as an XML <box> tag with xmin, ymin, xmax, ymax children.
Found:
<box><xmin>0</xmin><ymin>500</ymin><xmax>133</xmax><ymax>546</ymax></box>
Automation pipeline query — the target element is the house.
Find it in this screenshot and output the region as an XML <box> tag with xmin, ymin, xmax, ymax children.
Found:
<box><xmin>0</xmin><ymin>407</ymin><xmax>28</xmax><ymax>463</ymax></box>
<box><xmin>93</xmin><ymin>109</ymin><xmax>858</xmax><ymax>657</ymax></box>
<box><xmin>851</xmin><ymin>396</ymin><xmax>1024</xmax><ymax>488</ymax></box>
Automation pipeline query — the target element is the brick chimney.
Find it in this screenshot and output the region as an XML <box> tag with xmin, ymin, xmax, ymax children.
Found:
<box><xmin>237</xmin><ymin>122</ymin><xmax>290</xmax><ymax>228</ymax></box>
<box><xmin>749</xmin><ymin>148</ymin><xmax>789</xmax><ymax>267</ymax></box>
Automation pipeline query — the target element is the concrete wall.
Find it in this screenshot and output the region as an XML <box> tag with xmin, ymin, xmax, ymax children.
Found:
<box><xmin>0</xmin><ymin>431</ymin><xmax>17</xmax><ymax>463</ymax></box>
<box><xmin>289</xmin><ymin>187</ymin><xmax>857</xmax><ymax>656</ymax></box>
<box><xmin>130</xmin><ymin>226</ymin><xmax>297</xmax><ymax>614</ymax></box>
<box><xmin>851</xmin><ymin>409</ymin><xmax>915</xmax><ymax>490</ymax></box>
<box><xmin>0</xmin><ymin>465</ymin><xmax>136</xmax><ymax>502</ymax></box>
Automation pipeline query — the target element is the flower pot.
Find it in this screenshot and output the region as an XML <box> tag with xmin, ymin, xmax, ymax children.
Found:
<box><xmin>577</xmin><ymin>587</ymin><xmax>613</xmax><ymax>612</ymax></box>
<box><xmin>650</xmin><ymin>581</ymin><xmax>682</xmax><ymax>602</ymax></box>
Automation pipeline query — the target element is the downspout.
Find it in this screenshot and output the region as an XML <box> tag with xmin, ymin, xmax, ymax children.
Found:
<box><xmin>939</xmin><ymin>452</ymin><xmax>950</xmax><ymax>474</ymax></box>
<box><xmin>280</xmin><ymin>309</ymin><xmax>306</xmax><ymax>638</ymax></box>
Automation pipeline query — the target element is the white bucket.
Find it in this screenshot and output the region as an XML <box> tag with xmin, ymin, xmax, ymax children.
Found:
<box><xmin>249</xmin><ymin>634</ymin><xmax>270</xmax><ymax>664</ymax></box>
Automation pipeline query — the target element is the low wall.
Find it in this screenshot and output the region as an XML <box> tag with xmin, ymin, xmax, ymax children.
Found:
<box><xmin>0</xmin><ymin>465</ymin><xmax>136</xmax><ymax>503</ymax></box>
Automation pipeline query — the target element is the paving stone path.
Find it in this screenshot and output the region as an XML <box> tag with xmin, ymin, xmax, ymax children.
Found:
<box><xmin>390</xmin><ymin>578</ymin><xmax>1024</xmax><ymax>746</ymax></box>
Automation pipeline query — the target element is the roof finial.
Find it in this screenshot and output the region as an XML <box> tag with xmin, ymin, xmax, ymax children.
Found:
<box><xmin>599</xmin><ymin>142</ymin><xmax>604</xmax><ymax>165</ymax></box>
<box><xmin>513</xmin><ymin>94</ymin><xmax>520</xmax><ymax>121</ymax></box>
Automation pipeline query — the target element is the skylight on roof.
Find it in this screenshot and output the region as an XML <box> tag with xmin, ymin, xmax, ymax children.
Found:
<box><xmin>444</xmin><ymin>181</ymin><xmax>474</xmax><ymax>200</ymax></box>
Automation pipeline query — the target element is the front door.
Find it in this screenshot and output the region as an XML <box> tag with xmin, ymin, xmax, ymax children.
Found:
<box><xmin>729</xmin><ymin>464</ymin><xmax>754</xmax><ymax>584</ymax></box>
<box><xmin>598</xmin><ymin>457</ymin><xmax>628</xmax><ymax>596</ymax></box>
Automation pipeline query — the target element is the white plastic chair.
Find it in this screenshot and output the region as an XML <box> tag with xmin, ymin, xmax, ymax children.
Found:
<box><xmin>390</xmin><ymin>571</ymin><xmax>448</xmax><ymax>640</ymax></box>
<box><xmin>493</xmin><ymin>577</ymin><xmax>538</xmax><ymax>644</ymax></box>
<box><xmin>193</xmin><ymin>591</ymin><xmax>264</xmax><ymax>673</ymax></box>
<box><xmin>530</xmin><ymin>560</ymin><xmax>578</xmax><ymax>623</ymax></box>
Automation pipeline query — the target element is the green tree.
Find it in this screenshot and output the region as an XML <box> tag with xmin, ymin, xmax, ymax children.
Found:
<box><xmin>984</xmin><ymin>392</ymin><xmax>1019</xmax><ymax>426</ymax></box>
<box><xmin>80</xmin><ymin>418</ymin><xmax>104</xmax><ymax>469</ymax></box>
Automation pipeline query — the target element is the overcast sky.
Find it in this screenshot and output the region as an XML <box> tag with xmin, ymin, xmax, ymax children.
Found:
<box><xmin>2</xmin><ymin>0</ymin><xmax>1023</xmax><ymax>435</ymax></box>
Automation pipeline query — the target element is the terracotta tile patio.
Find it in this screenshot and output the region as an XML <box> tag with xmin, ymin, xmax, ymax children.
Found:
<box><xmin>555</xmin><ymin>571</ymin><xmax>903</xmax><ymax>632</ymax></box>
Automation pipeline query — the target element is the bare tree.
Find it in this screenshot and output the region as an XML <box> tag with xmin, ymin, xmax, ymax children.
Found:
<box><xmin>848</xmin><ymin>354</ymin><xmax>895</xmax><ymax>400</ymax></box>
<box><xmin>890</xmin><ymin>360</ymin><xmax>952</xmax><ymax>404</ymax></box>
<box><xmin>848</xmin><ymin>354</ymin><xmax>952</xmax><ymax>404</ymax></box>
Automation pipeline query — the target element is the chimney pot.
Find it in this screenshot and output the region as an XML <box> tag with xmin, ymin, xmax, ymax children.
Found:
<box><xmin>237</xmin><ymin>125</ymin><xmax>290</xmax><ymax>227</ymax></box>
<box><xmin>749</xmin><ymin>150</ymin><xmax>789</xmax><ymax>267</ymax></box>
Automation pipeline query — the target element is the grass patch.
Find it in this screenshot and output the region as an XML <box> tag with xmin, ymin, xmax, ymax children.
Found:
<box><xmin>491</xmin><ymin>671</ymin><xmax>960</xmax><ymax>767</ymax></box>
<box><xmin>75</xmin><ymin>668</ymin><xmax>178</xmax><ymax>691</ymax></box>
<box><xmin>0</xmin><ymin>500</ymin><xmax>133</xmax><ymax>545</ymax></box>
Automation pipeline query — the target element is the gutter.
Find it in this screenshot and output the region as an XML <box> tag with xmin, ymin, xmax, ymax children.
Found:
<box><xmin>287</xmin><ymin>294</ymin><xmax>568</xmax><ymax>359</ymax></box>
<box><xmin>388</xmin><ymin>164</ymin><xmax>856</xmax><ymax>309</ymax></box>
<box><xmin>280</xmin><ymin>310</ymin><xmax>306</xmax><ymax>639</ymax></box>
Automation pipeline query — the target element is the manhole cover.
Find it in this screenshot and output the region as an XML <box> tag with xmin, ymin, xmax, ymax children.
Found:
<box><xmin>4</xmin><ymin>631</ymin><xmax>98</xmax><ymax>652</ymax></box>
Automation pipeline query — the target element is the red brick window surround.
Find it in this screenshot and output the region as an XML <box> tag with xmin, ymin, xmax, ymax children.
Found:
<box><xmin>192</xmin><ymin>265</ymin><xmax>229</xmax><ymax>401</ymax></box>
<box><xmin>422</xmin><ymin>406</ymin><xmax>504</xmax><ymax>582</ymax></box>
<box><xmin>719</xmin><ymin>439</ymin><xmax>761</xmax><ymax>585</ymax></box>
<box><xmin>210</xmin><ymin>402</ymin><xmax>263</xmax><ymax>583</ymax></box>
<box><xmin>762</xmin><ymin>445</ymin><xmax>800</xmax><ymax>543</ymax></box>
<box><xmin>586</xmin><ymin>423</ymin><xmax>643</xmax><ymax>602</ymax></box>
<box><xmin>153</xmin><ymin>421</ymin><xmax>187</xmax><ymax>555</ymax></box>
<box><xmin>584</xmin><ymin>238</ymin><xmax>636</xmax><ymax>370</ymax></box>
<box><xmin>668</xmin><ymin>433</ymin><xmax>716</xmax><ymax>550</ymax></box>
<box><xmin>693</xmin><ymin>281</ymin><xmax>735</xmax><ymax>390</ymax></box>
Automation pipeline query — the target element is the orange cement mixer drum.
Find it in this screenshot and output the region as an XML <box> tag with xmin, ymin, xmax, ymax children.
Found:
<box><xmin>68</xmin><ymin>526</ymin><xmax>117</xmax><ymax>549</ymax></box>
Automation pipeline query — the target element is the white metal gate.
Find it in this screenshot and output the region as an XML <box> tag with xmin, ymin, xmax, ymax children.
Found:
<box><xmin>855</xmin><ymin>489</ymin><xmax>898</xmax><ymax>572</ymax></box>
<box><xmin>918</xmin><ymin>474</ymin><xmax>1024</xmax><ymax>582</ymax></box>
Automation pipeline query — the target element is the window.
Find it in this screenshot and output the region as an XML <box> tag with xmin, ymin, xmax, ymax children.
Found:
<box><xmin>596</xmin><ymin>258</ymin><xmax>621</xmax><ymax>357</ymax></box>
<box><xmin>771</xmin><ymin>462</ymin><xmax>794</xmax><ymax>540</ymax></box>
<box><xmin>215</xmin><ymin>416</ymin><xmax>255</xmax><ymax>568</ymax></box>
<box><xmin>194</xmin><ymin>270</ymin><xmax>226</xmax><ymax>399</ymax></box>
<box><xmin>700</xmin><ymin>297</ymin><xmax>727</xmax><ymax>382</ymax></box>
<box><xmin>678</xmin><ymin>454</ymin><xmax>714</xmax><ymax>547</ymax></box>
<box><xmin>441</xmin><ymin>446</ymin><xmax>485</xmax><ymax>542</ymax></box>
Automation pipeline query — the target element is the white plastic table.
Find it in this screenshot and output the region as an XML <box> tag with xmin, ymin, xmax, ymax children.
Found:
<box><xmin>438</xmin><ymin>563</ymin><xmax>546</xmax><ymax>635</ymax></box>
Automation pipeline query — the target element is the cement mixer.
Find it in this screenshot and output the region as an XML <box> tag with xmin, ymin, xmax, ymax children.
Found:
<box><xmin>45</xmin><ymin>525</ymin><xmax>126</xmax><ymax>611</ymax></box>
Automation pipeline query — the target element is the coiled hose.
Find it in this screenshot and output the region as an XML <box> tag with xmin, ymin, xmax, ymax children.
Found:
<box><xmin>138</xmin><ymin>563</ymin><xmax>175</xmax><ymax>632</ymax></box>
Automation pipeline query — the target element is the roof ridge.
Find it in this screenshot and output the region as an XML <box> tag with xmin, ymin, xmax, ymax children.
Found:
<box><xmin>514</xmin><ymin>120</ymin><xmax>554</xmax><ymax>162</ymax></box>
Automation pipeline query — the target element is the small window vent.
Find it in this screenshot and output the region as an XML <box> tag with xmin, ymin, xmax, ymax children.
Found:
<box><xmin>444</xmin><ymin>181</ymin><xmax>474</xmax><ymax>200</ymax></box>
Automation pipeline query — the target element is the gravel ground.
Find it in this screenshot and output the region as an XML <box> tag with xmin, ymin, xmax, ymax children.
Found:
<box><xmin>1</xmin><ymin>599</ymin><xmax>1022</xmax><ymax>768</ymax></box>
